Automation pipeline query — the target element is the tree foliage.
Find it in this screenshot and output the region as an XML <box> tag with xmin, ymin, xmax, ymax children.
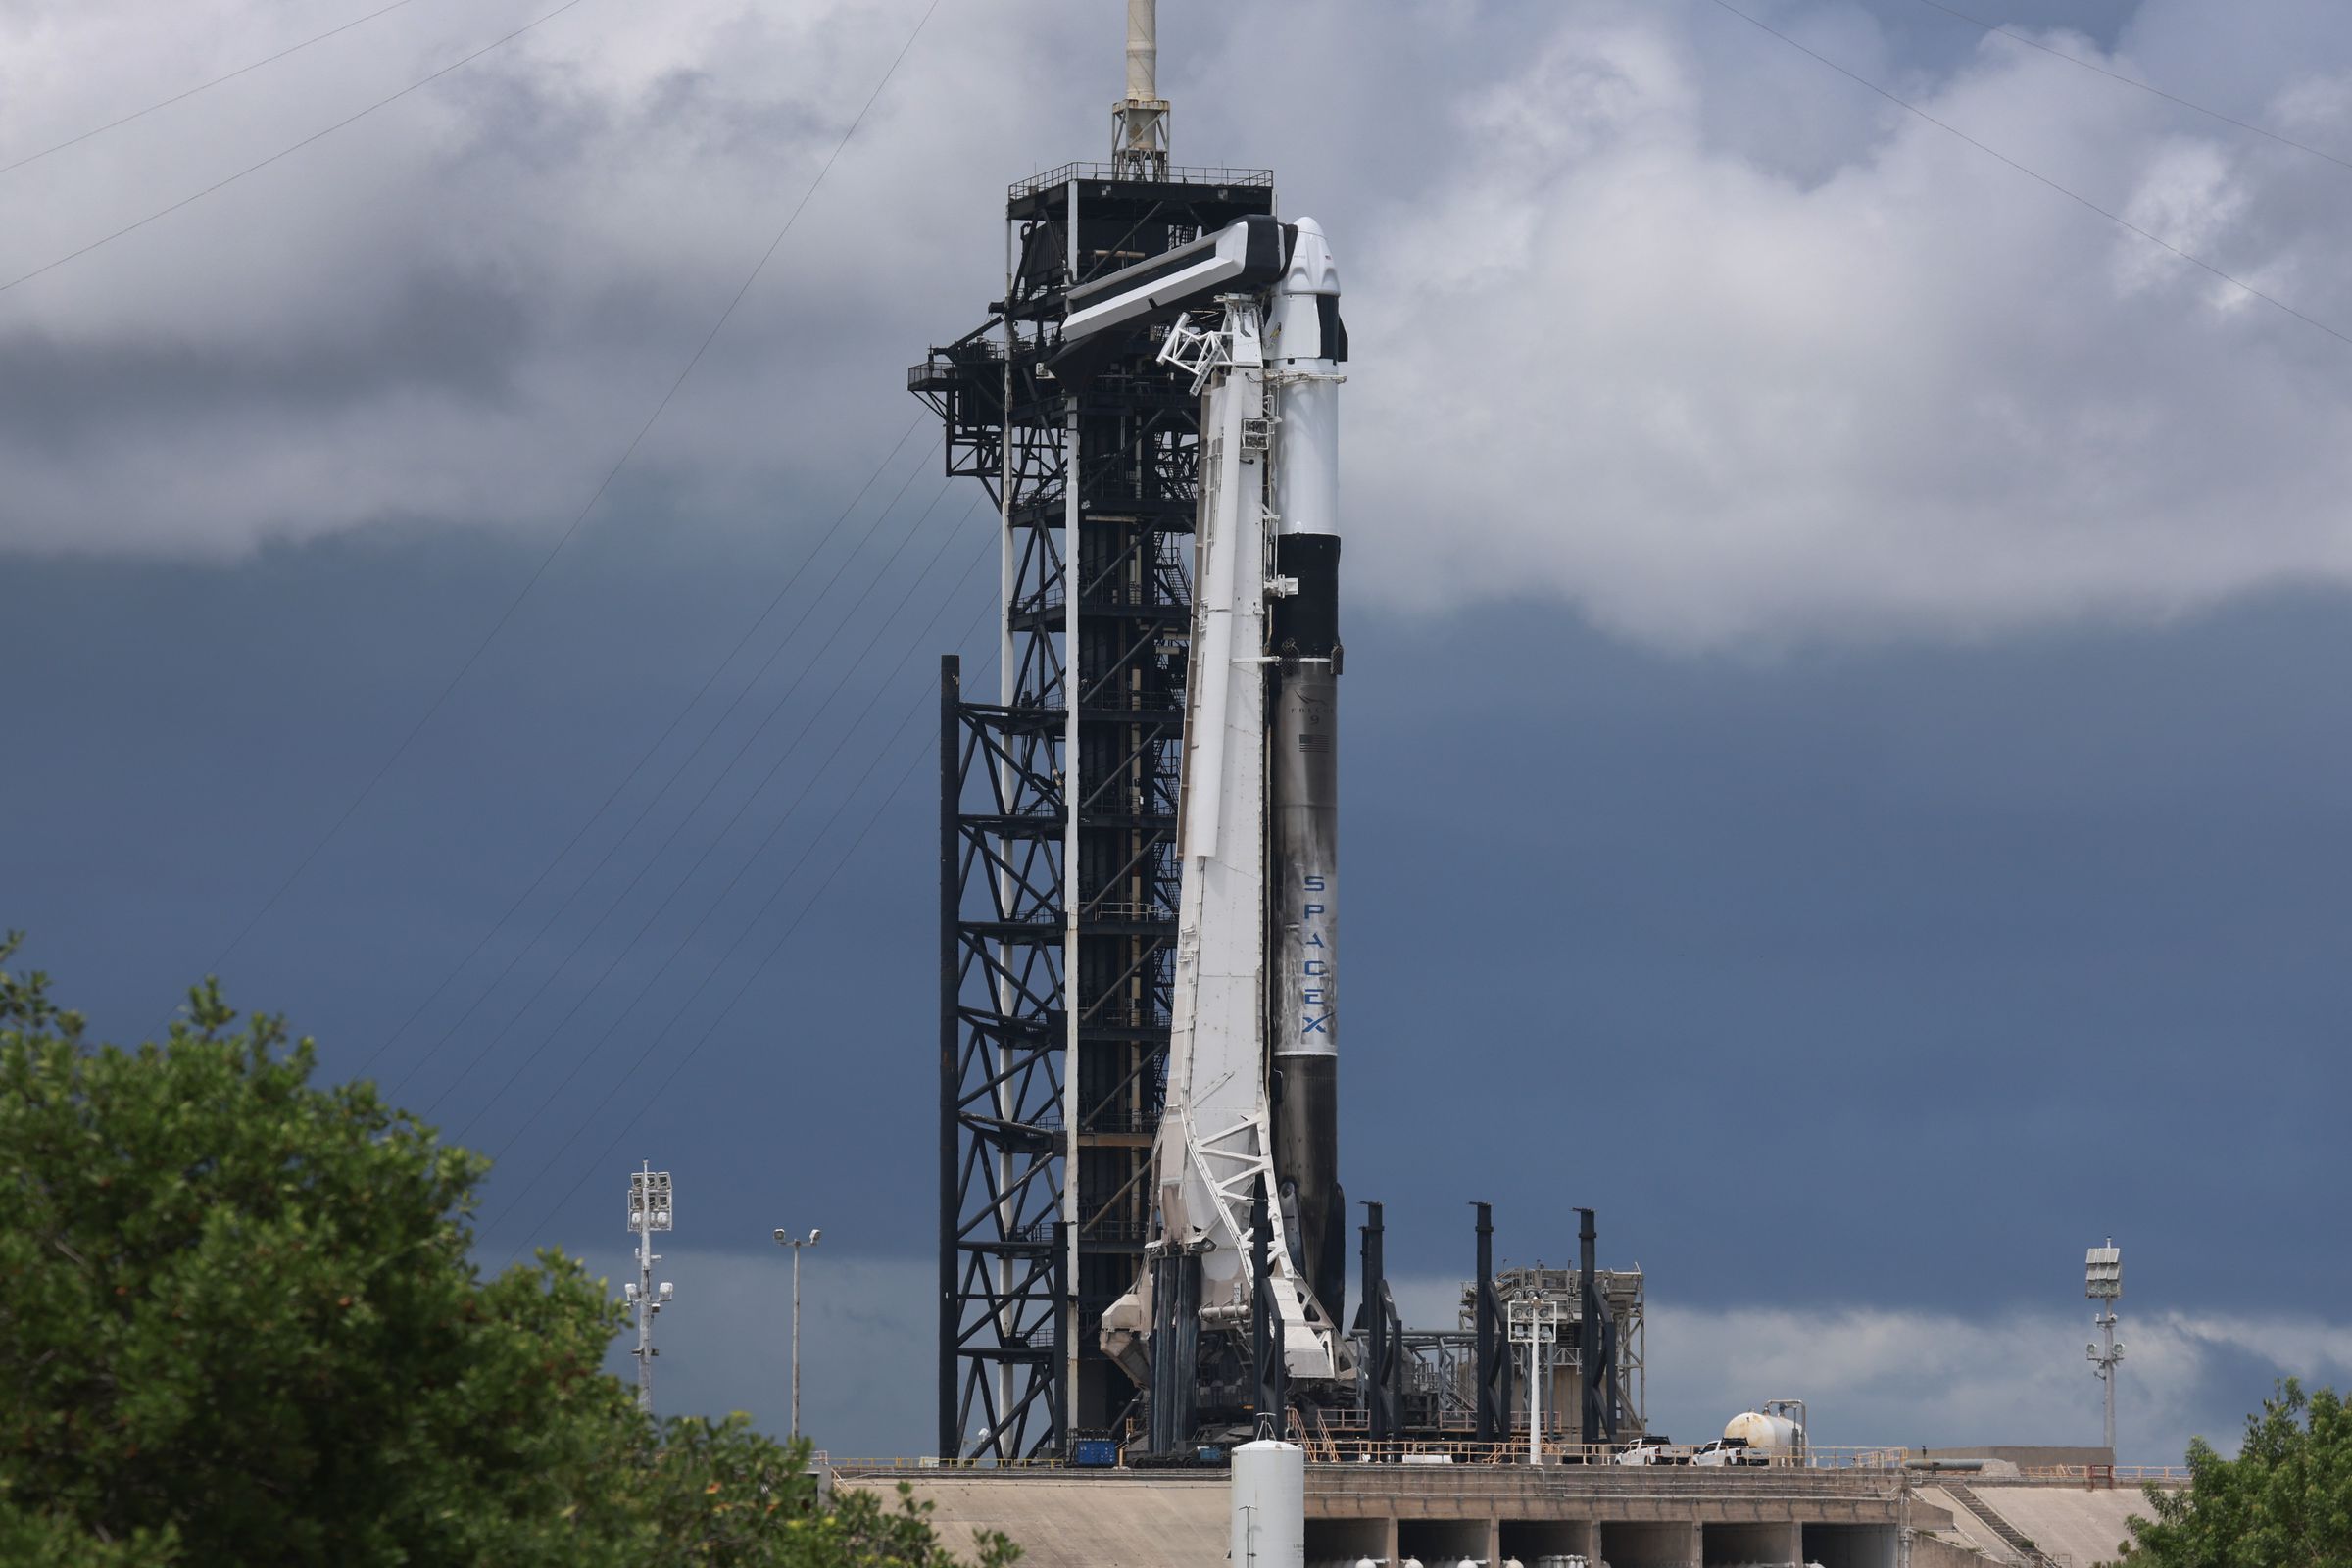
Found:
<box><xmin>0</xmin><ymin>936</ymin><xmax>1017</xmax><ymax>1568</ymax></box>
<box><xmin>2115</xmin><ymin>1380</ymin><xmax>2352</xmax><ymax>1568</ymax></box>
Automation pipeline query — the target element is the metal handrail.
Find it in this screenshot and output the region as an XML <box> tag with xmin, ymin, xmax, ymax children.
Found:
<box><xmin>828</xmin><ymin>1442</ymin><xmax>1924</xmax><ymax>1478</ymax></box>
<box><xmin>2004</xmin><ymin>1465</ymin><xmax>2192</xmax><ymax>1487</ymax></box>
<box><xmin>1079</xmin><ymin>1109</ymin><xmax>1162</xmax><ymax>1135</ymax></box>
<box><xmin>827</xmin><ymin>1455</ymin><xmax>1074</xmax><ymax>1473</ymax></box>
<box><xmin>1316</xmin><ymin>1440</ymin><xmax>1915</xmax><ymax>1471</ymax></box>
<box><xmin>1081</xmin><ymin>1004</ymin><xmax>1172</xmax><ymax>1031</ymax></box>
<box><xmin>1010</xmin><ymin>162</ymin><xmax>1275</xmax><ymax>198</ymax></box>
<box><xmin>1085</xmin><ymin>900</ymin><xmax>1175</xmax><ymax>922</ymax></box>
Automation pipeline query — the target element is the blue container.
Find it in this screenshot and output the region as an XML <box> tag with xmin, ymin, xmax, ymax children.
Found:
<box><xmin>1073</xmin><ymin>1440</ymin><xmax>1118</xmax><ymax>1468</ymax></box>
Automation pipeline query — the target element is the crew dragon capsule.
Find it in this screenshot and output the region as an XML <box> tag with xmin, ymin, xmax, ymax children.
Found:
<box><xmin>1067</xmin><ymin>212</ymin><xmax>1352</xmax><ymax>1414</ymax></box>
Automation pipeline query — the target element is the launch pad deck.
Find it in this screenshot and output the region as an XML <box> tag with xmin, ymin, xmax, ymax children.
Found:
<box><xmin>838</xmin><ymin>1464</ymin><xmax>1952</xmax><ymax>1568</ymax></box>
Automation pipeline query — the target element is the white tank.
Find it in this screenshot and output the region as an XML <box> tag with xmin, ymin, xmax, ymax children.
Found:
<box><xmin>1231</xmin><ymin>1440</ymin><xmax>1305</xmax><ymax>1568</ymax></box>
<box><xmin>1723</xmin><ymin>1410</ymin><xmax>1804</xmax><ymax>1453</ymax></box>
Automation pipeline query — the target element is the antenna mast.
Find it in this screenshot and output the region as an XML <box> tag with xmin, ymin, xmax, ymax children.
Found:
<box><xmin>1112</xmin><ymin>0</ymin><xmax>1169</xmax><ymax>179</ymax></box>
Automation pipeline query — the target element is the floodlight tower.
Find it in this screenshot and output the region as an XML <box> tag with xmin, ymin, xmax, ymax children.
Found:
<box><xmin>626</xmin><ymin>1163</ymin><xmax>675</xmax><ymax>1414</ymax></box>
<box><xmin>2084</xmin><ymin>1238</ymin><xmax>2124</xmax><ymax>1455</ymax></box>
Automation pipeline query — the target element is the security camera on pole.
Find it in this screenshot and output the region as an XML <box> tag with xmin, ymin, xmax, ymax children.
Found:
<box><xmin>626</xmin><ymin>1163</ymin><xmax>676</xmax><ymax>1414</ymax></box>
<box><xmin>2085</xmin><ymin>1239</ymin><xmax>2125</xmax><ymax>1456</ymax></box>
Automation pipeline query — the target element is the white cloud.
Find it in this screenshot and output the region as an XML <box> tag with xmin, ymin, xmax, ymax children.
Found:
<box><xmin>1344</xmin><ymin>2</ymin><xmax>2352</xmax><ymax>645</ymax></box>
<box><xmin>10</xmin><ymin>1</ymin><xmax>2352</xmax><ymax>646</ymax></box>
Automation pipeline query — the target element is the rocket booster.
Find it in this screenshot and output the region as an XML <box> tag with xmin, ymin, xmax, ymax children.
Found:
<box><xmin>1266</xmin><ymin>218</ymin><xmax>1347</xmax><ymax>1329</ymax></box>
<box><xmin>1084</xmin><ymin>211</ymin><xmax>1352</xmax><ymax>1399</ymax></box>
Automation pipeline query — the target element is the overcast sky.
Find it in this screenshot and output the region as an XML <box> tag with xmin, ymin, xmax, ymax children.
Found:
<box><xmin>5</xmin><ymin>0</ymin><xmax>2349</xmax><ymax>1464</ymax></box>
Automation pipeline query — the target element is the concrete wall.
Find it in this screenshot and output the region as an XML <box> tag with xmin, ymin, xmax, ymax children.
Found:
<box><xmin>1912</xmin><ymin>1535</ymin><xmax>1998</xmax><ymax>1568</ymax></box>
<box><xmin>839</xmin><ymin>1475</ymin><xmax>1228</xmax><ymax>1568</ymax></box>
<box><xmin>1965</xmin><ymin>1483</ymin><xmax>2154</xmax><ymax>1566</ymax></box>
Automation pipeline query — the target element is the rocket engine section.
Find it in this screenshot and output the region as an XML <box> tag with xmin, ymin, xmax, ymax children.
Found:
<box><xmin>1266</xmin><ymin>219</ymin><xmax>1347</xmax><ymax>1327</ymax></box>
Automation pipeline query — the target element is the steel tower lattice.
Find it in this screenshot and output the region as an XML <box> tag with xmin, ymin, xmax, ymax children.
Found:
<box><xmin>914</xmin><ymin>163</ymin><xmax>1275</xmax><ymax>1459</ymax></box>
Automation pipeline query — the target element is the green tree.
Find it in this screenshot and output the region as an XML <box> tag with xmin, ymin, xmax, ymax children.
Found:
<box><xmin>0</xmin><ymin>937</ymin><xmax>1017</xmax><ymax>1568</ymax></box>
<box><xmin>2114</xmin><ymin>1380</ymin><xmax>2352</xmax><ymax>1568</ymax></box>
<box><xmin>628</xmin><ymin>1416</ymin><xmax>1016</xmax><ymax>1568</ymax></box>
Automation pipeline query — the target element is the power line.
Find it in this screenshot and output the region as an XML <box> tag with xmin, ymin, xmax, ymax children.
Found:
<box><xmin>362</xmin><ymin>428</ymin><xmax>936</xmax><ymax>1090</ymax></box>
<box><xmin>0</xmin><ymin>0</ymin><xmax>428</xmax><ymax>177</ymax></box>
<box><xmin>1</xmin><ymin>0</ymin><xmax>590</xmax><ymax>294</ymax></box>
<box><xmin>141</xmin><ymin>0</ymin><xmax>946</xmax><ymax>1034</ymax></box>
<box><xmin>1706</xmin><ymin>0</ymin><xmax>2352</xmax><ymax>351</ymax></box>
<box><xmin>454</xmin><ymin>515</ymin><xmax>993</xmax><ymax>1156</ymax></box>
<box><xmin>427</xmin><ymin>484</ymin><xmax>978</xmax><ymax>1130</ymax></box>
<box><xmin>406</xmin><ymin>478</ymin><xmax>977</xmax><ymax>1128</ymax></box>
<box><xmin>486</xmin><ymin>591</ymin><xmax>999</xmax><ymax>1259</ymax></box>
<box><xmin>376</xmin><ymin>442</ymin><xmax>943</xmax><ymax>1102</ymax></box>
<box><xmin>1906</xmin><ymin>0</ymin><xmax>2352</xmax><ymax>174</ymax></box>
<box><xmin>347</xmin><ymin>415</ymin><xmax>930</xmax><ymax>1082</ymax></box>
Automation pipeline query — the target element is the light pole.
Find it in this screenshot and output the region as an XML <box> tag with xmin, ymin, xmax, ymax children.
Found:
<box><xmin>1506</xmin><ymin>1297</ymin><xmax>1559</xmax><ymax>1466</ymax></box>
<box><xmin>626</xmin><ymin>1164</ymin><xmax>675</xmax><ymax>1415</ymax></box>
<box><xmin>2085</xmin><ymin>1238</ymin><xmax>2125</xmax><ymax>1457</ymax></box>
<box><xmin>773</xmin><ymin>1227</ymin><xmax>821</xmax><ymax>1441</ymax></box>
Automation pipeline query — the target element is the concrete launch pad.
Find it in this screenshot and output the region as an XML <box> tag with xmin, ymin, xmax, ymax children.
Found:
<box><xmin>839</xmin><ymin>1463</ymin><xmax>2181</xmax><ymax>1568</ymax></box>
<box><xmin>837</xmin><ymin>1465</ymin><xmax>1967</xmax><ymax>1568</ymax></box>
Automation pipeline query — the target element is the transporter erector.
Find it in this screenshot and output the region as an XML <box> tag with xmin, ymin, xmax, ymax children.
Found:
<box><xmin>1067</xmin><ymin>211</ymin><xmax>1354</xmax><ymax>1442</ymax></box>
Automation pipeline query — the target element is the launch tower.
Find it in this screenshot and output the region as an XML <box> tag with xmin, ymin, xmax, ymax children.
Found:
<box><xmin>913</xmin><ymin>4</ymin><xmax>1275</xmax><ymax>1461</ymax></box>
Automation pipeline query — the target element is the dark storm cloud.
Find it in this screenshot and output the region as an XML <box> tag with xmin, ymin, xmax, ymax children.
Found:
<box><xmin>0</xmin><ymin>270</ymin><xmax>534</xmax><ymax>451</ymax></box>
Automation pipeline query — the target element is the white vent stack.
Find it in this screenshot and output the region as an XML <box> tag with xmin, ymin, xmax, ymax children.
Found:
<box><xmin>1231</xmin><ymin>1439</ymin><xmax>1305</xmax><ymax>1568</ymax></box>
<box><xmin>1113</xmin><ymin>0</ymin><xmax>1170</xmax><ymax>179</ymax></box>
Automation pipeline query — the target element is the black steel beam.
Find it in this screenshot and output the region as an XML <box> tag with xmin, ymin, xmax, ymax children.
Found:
<box><xmin>939</xmin><ymin>655</ymin><xmax>960</xmax><ymax>1456</ymax></box>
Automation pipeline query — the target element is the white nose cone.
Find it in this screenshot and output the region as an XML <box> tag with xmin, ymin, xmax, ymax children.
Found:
<box><xmin>1267</xmin><ymin>217</ymin><xmax>1345</xmax><ymax>370</ymax></box>
<box><xmin>1281</xmin><ymin>216</ymin><xmax>1340</xmax><ymax>298</ymax></box>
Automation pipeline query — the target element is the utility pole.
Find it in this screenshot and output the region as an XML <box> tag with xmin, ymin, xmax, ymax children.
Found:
<box><xmin>2085</xmin><ymin>1239</ymin><xmax>2125</xmax><ymax>1457</ymax></box>
<box><xmin>774</xmin><ymin>1227</ymin><xmax>821</xmax><ymax>1441</ymax></box>
<box><xmin>627</xmin><ymin>1164</ymin><xmax>675</xmax><ymax>1414</ymax></box>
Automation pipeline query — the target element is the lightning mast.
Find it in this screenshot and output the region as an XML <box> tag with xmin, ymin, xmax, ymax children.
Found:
<box><xmin>1113</xmin><ymin>0</ymin><xmax>1169</xmax><ymax>180</ymax></box>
